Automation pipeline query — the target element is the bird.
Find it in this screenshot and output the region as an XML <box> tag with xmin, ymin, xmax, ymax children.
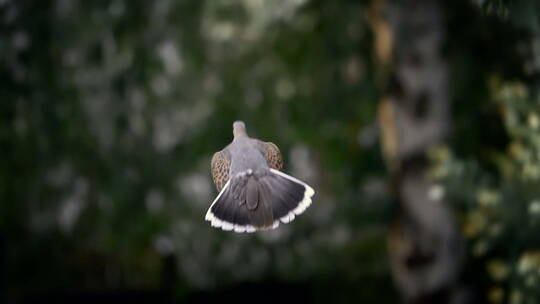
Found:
<box><xmin>205</xmin><ymin>121</ymin><xmax>315</xmax><ymax>233</ymax></box>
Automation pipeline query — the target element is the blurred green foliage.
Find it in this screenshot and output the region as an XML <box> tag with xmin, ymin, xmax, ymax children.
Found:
<box><xmin>437</xmin><ymin>2</ymin><xmax>540</xmax><ymax>303</ymax></box>
<box><xmin>0</xmin><ymin>0</ymin><xmax>389</xmax><ymax>300</ymax></box>
<box><xmin>433</xmin><ymin>81</ymin><xmax>540</xmax><ymax>303</ymax></box>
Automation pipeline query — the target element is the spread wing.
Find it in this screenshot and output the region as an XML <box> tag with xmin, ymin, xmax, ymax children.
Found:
<box><xmin>211</xmin><ymin>149</ymin><xmax>231</xmax><ymax>192</ymax></box>
<box><xmin>261</xmin><ymin>142</ymin><xmax>283</xmax><ymax>171</ymax></box>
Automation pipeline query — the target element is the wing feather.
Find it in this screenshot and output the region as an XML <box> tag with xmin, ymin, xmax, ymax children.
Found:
<box><xmin>211</xmin><ymin>150</ymin><xmax>231</xmax><ymax>192</ymax></box>
<box><xmin>263</xmin><ymin>142</ymin><xmax>283</xmax><ymax>171</ymax></box>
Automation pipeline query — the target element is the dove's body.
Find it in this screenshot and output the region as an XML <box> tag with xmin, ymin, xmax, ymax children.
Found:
<box><xmin>228</xmin><ymin>136</ymin><xmax>269</xmax><ymax>175</ymax></box>
<box><xmin>206</xmin><ymin>121</ymin><xmax>315</xmax><ymax>232</ymax></box>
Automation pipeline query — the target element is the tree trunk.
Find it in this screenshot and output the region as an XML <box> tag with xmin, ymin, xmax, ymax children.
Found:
<box><xmin>371</xmin><ymin>0</ymin><xmax>466</xmax><ymax>303</ymax></box>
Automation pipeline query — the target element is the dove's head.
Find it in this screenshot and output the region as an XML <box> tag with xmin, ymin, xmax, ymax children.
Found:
<box><xmin>233</xmin><ymin>121</ymin><xmax>248</xmax><ymax>138</ymax></box>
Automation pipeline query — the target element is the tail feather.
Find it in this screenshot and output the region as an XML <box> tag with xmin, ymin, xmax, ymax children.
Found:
<box><xmin>245</xmin><ymin>177</ymin><xmax>259</xmax><ymax>210</ymax></box>
<box><xmin>267</xmin><ymin>168</ymin><xmax>314</xmax><ymax>223</ymax></box>
<box><xmin>205</xmin><ymin>180</ymin><xmax>254</xmax><ymax>232</ymax></box>
<box><xmin>205</xmin><ymin>169</ymin><xmax>315</xmax><ymax>233</ymax></box>
<box><xmin>246</xmin><ymin>180</ymin><xmax>274</xmax><ymax>228</ymax></box>
<box><xmin>261</xmin><ymin>176</ymin><xmax>301</xmax><ymax>212</ymax></box>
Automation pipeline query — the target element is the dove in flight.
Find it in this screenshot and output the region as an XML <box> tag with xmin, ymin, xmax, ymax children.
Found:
<box><xmin>206</xmin><ymin>121</ymin><xmax>315</xmax><ymax>233</ymax></box>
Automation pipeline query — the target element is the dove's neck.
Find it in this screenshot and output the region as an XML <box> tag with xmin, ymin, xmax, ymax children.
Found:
<box><xmin>233</xmin><ymin>135</ymin><xmax>248</xmax><ymax>143</ymax></box>
<box><xmin>233</xmin><ymin>127</ymin><xmax>248</xmax><ymax>138</ymax></box>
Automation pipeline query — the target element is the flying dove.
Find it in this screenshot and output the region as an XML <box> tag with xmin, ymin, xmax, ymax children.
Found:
<box><xmin>206</xmin><ymin>121</ymin><xmax>315</xmax><ymax>233</ymax></box>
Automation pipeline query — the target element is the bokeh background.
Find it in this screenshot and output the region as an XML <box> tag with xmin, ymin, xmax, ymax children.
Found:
<box><xmin>1</xmin><ymin>0</ymin><xmax>540</xmax><ymax>303</ymax></box>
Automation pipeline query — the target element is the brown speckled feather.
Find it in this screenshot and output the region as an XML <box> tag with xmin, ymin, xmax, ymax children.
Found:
<box><xmin>211</xmin><ymin>149</ymin><xmax>231</xmax><ymax>192</ymax></box>
<box><xmin>262</xmin><ymin>142</ymin><xmax>283</xmax><ymax>171</ymax></box>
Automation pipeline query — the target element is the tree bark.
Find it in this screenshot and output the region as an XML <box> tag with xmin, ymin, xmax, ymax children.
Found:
<box><xmin>371</xmin><ymin>0</ymin><xmax>466</xmax><ymax>303</ymax></box>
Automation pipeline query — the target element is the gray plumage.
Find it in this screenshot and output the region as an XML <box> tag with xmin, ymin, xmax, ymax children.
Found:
<box><xmin>206</xmin><ymin>121</ymin><xmax>315</xmax><ymax>232</ymax></box>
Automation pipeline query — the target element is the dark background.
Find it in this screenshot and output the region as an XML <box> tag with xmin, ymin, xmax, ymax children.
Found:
<box><xmin>1</xmin><ymin>0</ymin><xmax>539</xmax><ymax>303</ymax></box>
